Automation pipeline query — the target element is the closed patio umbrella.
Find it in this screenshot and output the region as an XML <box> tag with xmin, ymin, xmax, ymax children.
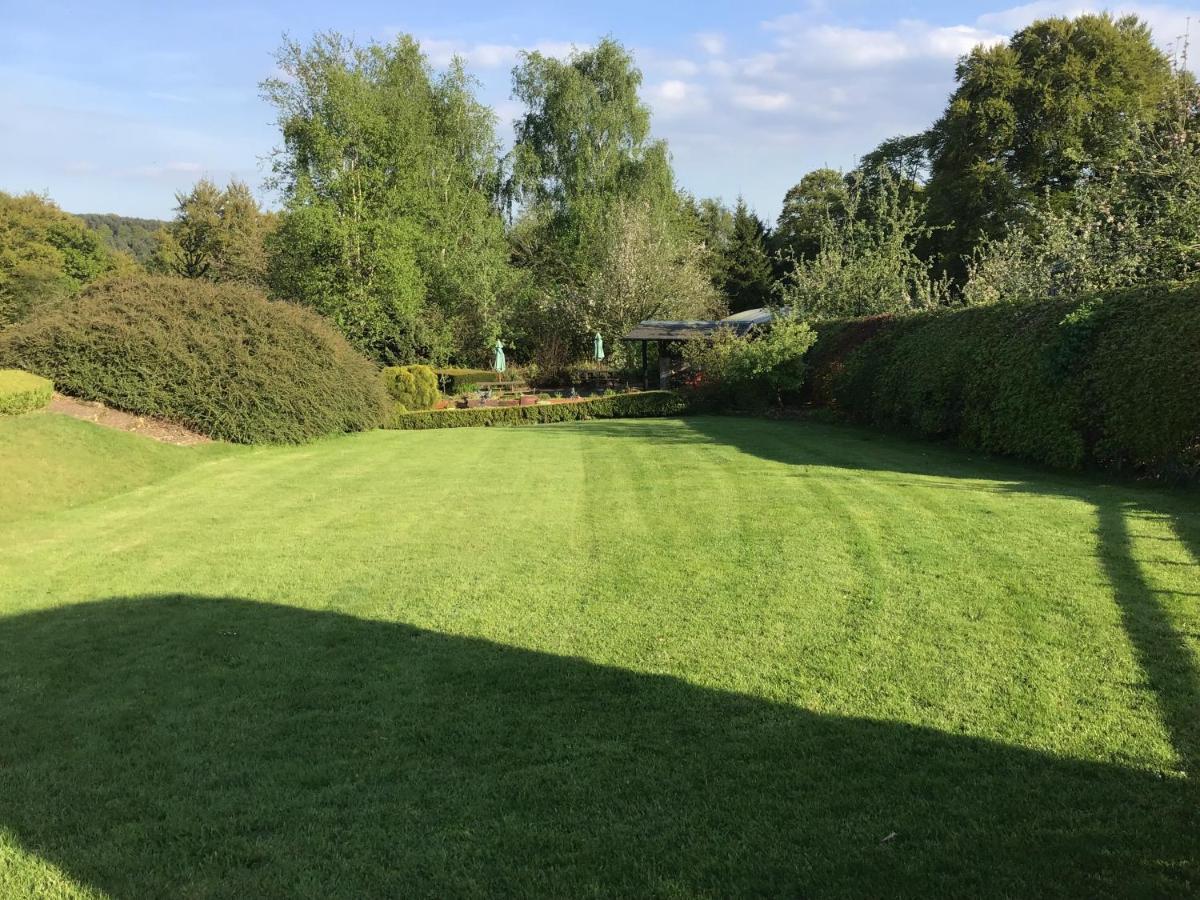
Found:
<box><xmin>593</xmin><ymin>331</ymin><xmax>605</xmax><ymax>362</ymax></box>
<box><xmin>493</xmin><ymin>339</ymin><xmax>506</xmax><ymax>375</ymax></box>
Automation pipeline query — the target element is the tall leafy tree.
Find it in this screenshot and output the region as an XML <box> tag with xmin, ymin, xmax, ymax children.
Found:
<box><xmin>262</xmin><ymin>33</ymin><xmax>513</xmax><ymax>364</ymax></box>
<box><xmin>926</xmin><ymin>13</ymin><xmax>1174</xmax><ymax>279</ymax></box>
<box><xmin>152</xmin><ymin>179</ymin><xmax>275</xmax><ymax>286</ymax></box>
<box><xmin>509</xmin><ymin>38</ymin><xmax>717</xmax><ymax>367</ymax></box>
<box><xmin>721</xmin><ymin>199</ymin><xmax>773</xmax><ymax>313</ymax></box>
<box><xmin>771</xmin><ymin>168</ymin><xmax>850</xmax><ymax>268</ymax></box>
<box><xmin>777</xmin><ymin>169</ymin><xmax>949</xmax><ymax>319</ymax></box>
<box><xmin>963</xmin><ymin>70</ymin><xmax>1200</xmax><ymax>304</ymax></box>
<box><xmin>0</xmin><ymin>192</ymin><xmax>121</xmax><ymax>326</ymax></box>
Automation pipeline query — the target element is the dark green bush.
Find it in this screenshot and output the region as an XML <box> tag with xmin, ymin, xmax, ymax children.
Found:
<box><xmin>0</xmin><ymin>369</ymin><xmax>53</xmax><ymax>415</ymax></box>
<box><xmin>804</xmin><ymin>283</ymin><xmax>1200</xmax><ymax>480</ymax></box>
<box><xmin>383</xmin><ymin>364</ymin><xmax>439</xmax><ymax>410</ymax></box>
<box><xmin>386</xmin><ymin>391</ymin><xmax>687</xmax><ymax>429</ymax></box>
<box><xmin>0</xmin><ymin>274</ymin><xmax>388</xmax><ymax>443</ymax></box>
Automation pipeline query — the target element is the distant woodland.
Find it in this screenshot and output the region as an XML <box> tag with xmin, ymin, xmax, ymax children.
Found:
<box><xmin>77</xmin><ymin>214</ymin><xmax>167</xmax><ymax>266</ymax></box>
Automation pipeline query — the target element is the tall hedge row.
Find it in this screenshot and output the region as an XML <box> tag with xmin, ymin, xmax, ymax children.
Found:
<box><xmin>805</xmin><ymin>283</ymin><xmax>1200</xmax><ymax>480</ymax></box>
<box><xmin>0</xmin><ymin>274</ymin><xmax>388</xmax><ymax>443</ymax></box>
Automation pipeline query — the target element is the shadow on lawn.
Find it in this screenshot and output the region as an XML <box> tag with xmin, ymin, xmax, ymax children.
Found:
<box><xmin>584</xmin><ymin>415</ymin><xmax>1200</xmax><ymax>779</ymax></box>
<box><xmin>1</xmin><ymin>596</ymin><xmax>1196</xmax><ymax>898</ymax></box>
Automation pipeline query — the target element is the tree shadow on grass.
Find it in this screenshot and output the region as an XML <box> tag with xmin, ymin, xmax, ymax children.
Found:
<box><xmin>0</xmin><ymin>596</ymin><xmax>1195</xmax><ymax>898</ymax></box>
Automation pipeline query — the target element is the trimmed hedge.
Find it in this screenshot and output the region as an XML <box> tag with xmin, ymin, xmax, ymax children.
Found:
<box><xmin>804</xmin><ymin>282</ymin><xmax>1200</xmax><ymax>480</ymax></box>
<box><xmin>387</xmin><ymin>391</ymin><xmax>687</xmax><ymax>429</ymax></box>
<box><xmin>0</xmin><ymin>369</ymin><xmax>53</xmax><ymax>415</ymax></box>
<box><xmin>434</xmin><ymin>368</ymin><xmax>494</xmax><ymax>394</ymax></box>
<box><xmin>0</xmin><ymin>274</ymin><xmax>389</xmax><ymax>444</ymax></box>
<box><xmin>383</xmin><ymin>364</ymin><xmax>438</xmax><ymax>411</ymax></box>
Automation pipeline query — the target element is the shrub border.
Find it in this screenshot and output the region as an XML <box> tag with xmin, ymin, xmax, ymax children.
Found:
<box><xmin>385</xmin><ymin>391</ymin><xmax>688</xmax><ymax>429</ymax></box>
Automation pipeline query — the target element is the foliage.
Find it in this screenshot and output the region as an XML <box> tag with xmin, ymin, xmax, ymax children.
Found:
<box><xmin>718</xmin><ymin>199</ymin><xmax>773</xmax><ymax>313</ymax></box>
<box><xmin>151</xmin><ymin>179</ymin><xmax>276</xmax><ymax>287</ymax></box>
<box><xmin>690</xmin><ymin>196</ymin><xmax>736</xmax><ymax>286</ymax></box>
<box><xmin>776</xmin><ymin>168</ymin><xmax>949</xmax><ymax>318</ymax></box>
<box><xmin>0</xmin><ymin>369</ymin><xmax>53</xmax><ymax>415</ymax></box>
<box><xmin>508</xmin><ymin>39</ymin><xmax>718</xmax><ymax>369</ymax></box>
<box><xmin>771</xmin><ymin>168</ymin><xmax>850</xmax><ymax>265</ymax></box>
<box><xmin>804</xmin><ymin>282</ymin><xmax>1200</xmax><ymax>480</ymax></box>
<box><xmin>925</xmin><ymin>14</ymin><xmax>1174</xmax><ymax>277</ymax></box>
<box><xmin>0</xmin><ymin>192</ymin><xmax>119</xmax><ymax>326</ymax></box>
<box><xmin>386</xmin><ymin>390</ymin><xmax>686</xmax><ymax>428</ymax></box>
<box><xmin>79</xmin><ymin>214</ymin><xmax>167</xmax><ymax>266</ymax></box>
<box><xmin>963</xmin><ymin>73</ymin><xmax>1200</xmax><ymax>305</ymax></box>
<box><xmin>434</xmin><ymin>367</ymin><xmax>495</xmax><ymax>394</ymax></box>
<box><xmin>262</xmin><ymin>33</ymin><xmax>514</xmax><ymax>366</ymax></box>
<box><xmin>682</xmin><ymin>319</ymin><xmax>817</xmax><ymax>410</ymax></box>
<box><xmin>0</xmin><ymin>273</ymin><xmax>387</xmax><ymax>443</ymax></box>
<box><xmin>383</xmin><ymin>364</ymin><xmax>439</xmax><ymax>411</ymax></box>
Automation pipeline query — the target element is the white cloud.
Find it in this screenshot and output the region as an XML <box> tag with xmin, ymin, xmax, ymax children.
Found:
<box><xmin>763</xmin><ymin>18</ymin><xmax>1006</xmax><ymax>69</ymax></box>
<box><xmin>695</xmin><ymin>32</ymin><xmax>727</xmax><ymax>55</ymax></box>
<box><xmin>420</xmin><ymin>37</ymin><xmax>582</xmax><ymax>70</ymax></box>
<box><xmin>125</xmin><ymin>161</ymin><xmax>205</xmax><ymax>179</ymax></box>
<box><xmin>656</xmin><ymin>80</ymin><xmax>690</xmax><ymax>103</ymax></box>
<box><xmin>732</xmin><ymin>89</ymin><xmax>790</xmax><ymax>112</ymax></box>
<box><xmin>647</xmin><ymin>79</ymin><xmax>709</xmax><ymax>119</ymax></box>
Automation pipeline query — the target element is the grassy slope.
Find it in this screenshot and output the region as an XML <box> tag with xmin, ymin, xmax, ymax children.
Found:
<box><xmin>0</xmin><ymin>415</ymin><xmax>1197</xmax><ymax>898</ymax></box>
<box><xmin>0</xmin><ymin>414</ymin><xmax>229</xmax><ymax>524</ymax></box>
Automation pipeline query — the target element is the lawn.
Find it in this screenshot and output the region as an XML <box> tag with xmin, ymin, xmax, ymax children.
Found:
<box><xmin>1</xmin><ymin>412</ymin><xmax>1197</xmax><ymax>898</ymax></box>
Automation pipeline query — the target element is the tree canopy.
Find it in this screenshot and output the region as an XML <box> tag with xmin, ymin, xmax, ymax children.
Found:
<box><xmin>0</xmin><ymin>192</ymin><xmax>123</xmax><ymax>327</ymax></box>
<box><xmin>508</xmin><ymin>38</ymin><xmax>718</xmax><ymax>369</ymax></box>
<box><xmin>925</xmin><ymin>13</ymin><xmax>1174</xmax><ymax>276</ymax></box>
<box><xmin>262</xmin><ymin>33</ymin><xmax>512</xmax><ymax>365</ymax></box>
<box><xmin>152</xmin><ymin>179</ymin><xmax>275</xmax><ymax>287</ymax></box>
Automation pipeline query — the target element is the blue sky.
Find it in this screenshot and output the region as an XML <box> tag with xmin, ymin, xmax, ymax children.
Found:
<box><xmin>2</xmin><ymin>0</ymin><xmax>1197</xmax><ymax>222</ymax></box>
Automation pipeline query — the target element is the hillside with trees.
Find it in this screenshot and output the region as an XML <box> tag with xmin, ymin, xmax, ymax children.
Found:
<box><xmin>78</xmin><ymin>213</ymin><xmax>166</xmax><ymax>266</ymax></box>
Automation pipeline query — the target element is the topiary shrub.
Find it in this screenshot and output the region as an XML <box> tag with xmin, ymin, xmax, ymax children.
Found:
<box><xmin>382</xmin><ymin>364</ymin><xmax>439</xmax><ymax>411</ymax></box>
<box><xmin>0</xmin><ymin>369</ymin><xmax>53</xmax><ymax>415</ymax></box>
<box><xmin>386</xmin><ymin>391</ymin><xmax>688</xmax><ymax>429</ymax></box>
<box><xmin>804</xmin><ymin>282</ymin><xmax>1200</xmax><ymax>480</ymax></box>
<box><xmin>0</xmin><ymin>274</ymin><xmax>388</xmax><ymax>443</ymax></box>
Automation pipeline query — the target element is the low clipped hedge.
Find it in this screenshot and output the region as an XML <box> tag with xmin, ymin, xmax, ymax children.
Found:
<box><xmin>0</xmin><ymin>369</ymin><xmax>53</xmax><ymax>415</ymax></box>
<box><xmin>804</xmin><ymin>282</ymin><xmax>1200</xmax><ymax>480</ymax></box>
<box><xmin>383</xmin><ymin>364</ymin><xmax>439</xmax><ymax>411</ymax></box>
<box><xmin>387</xmin><ymin>391</ymin><xmax>687</xmax><ymax>430</ymax></box>
<box><xmin>434</xmin><ymin>368</ymin><xmax>494</xmax><ymax>394</ymax></box>
<box><xmin>0</xmin><ymin>274</ymin><xmax>389</xmax><ymax>443</ymax></box>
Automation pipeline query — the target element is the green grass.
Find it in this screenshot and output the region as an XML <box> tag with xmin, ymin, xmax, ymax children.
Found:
<box><xmin>1</xmin><ymin>412</ymin><xmax>1197</xmax><ymax>897</ymax></box>
<box><xmin>0</xmin><ymin>369</ymin><xmax>53</xmax><ymax>416</ymax></box>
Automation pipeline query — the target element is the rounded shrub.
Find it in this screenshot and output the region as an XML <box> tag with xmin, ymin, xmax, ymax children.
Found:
<box><xmin>382</xmin><ymin>364</ymin><xmax>439</xmax><ymax>411</ymax></box>
<box><xmin>0</xmin><ymin>274</ymin><xmax>388</xmax><ymax>443</ymax></box>
<box><xmin>0</xmin><ymin>369</ymin><xmax>53</xmax><ymax>415</ymax></box>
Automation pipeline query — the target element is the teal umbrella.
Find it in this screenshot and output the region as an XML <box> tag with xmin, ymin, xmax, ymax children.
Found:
<box><xmin>593</xmin><ymin>331</ymin><xmax>605</xmax><ymax>362</ymax></box>
<box><xmin>493</xmin><ymin>339</ymin><xmax>506</xmax><ymax>374</ymax></box>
